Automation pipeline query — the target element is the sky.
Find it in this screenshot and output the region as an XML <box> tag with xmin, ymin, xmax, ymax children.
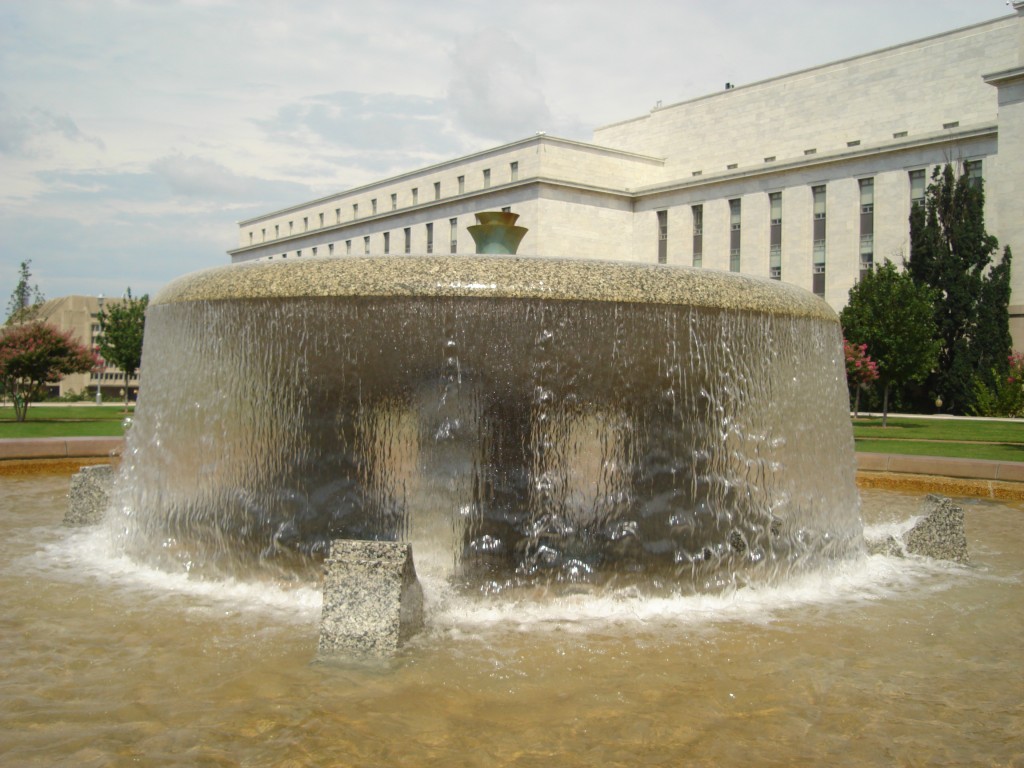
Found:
<box><xmin>0</xmin><ymin>0</ymin><xmax>1012</xmax><ymax>304</ymax></box>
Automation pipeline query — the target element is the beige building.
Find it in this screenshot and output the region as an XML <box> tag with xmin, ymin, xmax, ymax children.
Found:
<box><xmin>34</xmin><ymin>295</ymin><xmax>140</xmax><ymax>400</ymax></box>
<box><xmin>230</xmin><ymin>6</ymin><xmax>1024</xmax><ymax>342</ymax></box>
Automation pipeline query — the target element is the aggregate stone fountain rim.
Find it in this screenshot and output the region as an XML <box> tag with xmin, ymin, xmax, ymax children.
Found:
<box><xmin>151</xmin><ymin>255</ymin><xmax>837</xmax><ymax>321</ymax></box>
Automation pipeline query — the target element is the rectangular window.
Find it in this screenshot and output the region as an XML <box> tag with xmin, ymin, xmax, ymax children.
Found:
<box><xmin>404</xmin><ymin>227</ymin><xmax>411</xmax><ymax>254</ymax></box>
<box><xmin>426</xmin><ymin>222</ymin><xmax>434</xmax><ymax>254</ymax></box>
<box><xmin>249</xmin><ymin>231</ymin><xmax>254</xmax><ymax>244</ymax></box>
<box><xmin>483</xmin><ymin>169</ymin><xmax>491</xmax><ymax>188</ymax></box>
<box><xmin>353</xmin><ymin>203</ymin><xmax>359</xmax><ymax>219</ymax></box>
<box><xmin>859</xmin><ymin>177</ymin><xmax>875</xmax><ymax>281</ymax></box>
<box><xmin>729</xmin><ymin>198</ymin><xmax>741</xmax><ymax>272</ymax></box>
<box><xmin>449</xmin><ymin>218</ymin><xmax>458</xmax><ymax>254</ymax></box>
<box><xmin>458</xmin><ymin>175</ymin><xmax>465</xmax><ymax>194</ymax></box>
<box><xmin>261</xmin><ymin>228</ymin><xmax>266</xmax><ymax>242</ymax></box>
<box><xmin>510</xmin><ymin>161</ymin><xmax>518</xmax><ymax>182</ymax></box>
<box><xmin>434</xmin><ymin>182</ymin><xmax>441</xmax><ymax>200</ymax></box>
<box><xmin>657</xmin><ymin>210</ymin><xmax>668</xmax><ymax>264</ymax></box>
<box><xmin>274</xmin><ymin>224</ymin><xmax>279</xmax><ymax>238</ymax></box>
<box><xmin>860</xmin><ymin>234</ymin><xmax>874</xmax><ymax>277</ymax></box>
<box><xmin>363</xmin><ymin>236</ymin><xmax>370</xmax><ymax>255</ymax></box>
<box><xmin>910</xmin><ymin>169</ymin><xmax>926</xmax><ymax>205</ymax></box>
<box><xmin>318</xmin><ymin>212</ymin><xmax>324</xmax><ymax>227</ymax></box>
<box><xmin>303</xmin><ymin>217</ymin><xmax>308</xmax><ymax>231</ymax></box>
<box><xmin>412</xmin><ymin>187</ymin><xmax>419</xmax><ymax>205</ymax></box>
<box><xmin>859</xmin><ymin>178</ymin><xmax>874</xmax><ymax>214</ymax></box>
<box><xmin>328</xmin><ymin>243</ymin><xmax>335</xmax><ymax>256</ymax></box>
<box><xmin>383</xmin><ymin>231</ymin><xmax>390</xmax><ymax>255</ymax></box>
<box><xmin>391</xmin><ymin>193</ymin><xmax>397</xmax><ymax>211</ymax></box>
<box><xmin>501</xmin><ymin>206</ymin><xmax>511</xmax><ymax>213</ymax></box>
<box><xmin>296</xmin><ymin>249</ymin><xmax>302</xmax><ymax>257</ymax></box>
<box><xmin>371</xmin><ymin>198</ymin><xmax>377</xmax><ymax>215</ymax></box>
<box><xmin>311</xmin><ymin>247</ymin><xmax>317</xmax><ymax>256</ymax></box>
<box><xmin>289</xmin><ymin>221</ymin><xmax>294</xmax><ymax>234</ymax></box>
<box><xmin>769</xmin><ymin>192</ymin><xmax>782</xmax><ymax>280</ymax></box>
<box><xmin>812</xmin><ymin>184</ymin><xmax>827</xmax><ymax>292</ymax></box>
<box><xmin>692</xmin><ymin>205</ymin><xmax>703</xmax><ymax>268</ymax></box>
<box><xmin>346</xmin><ymin>239</ymin><xmax>351</xmax><ymax>255</ymax></box>
<box><xmin>335</xmin><ymin>208</ymin><xmax>341</xmax><ymax>224</ymax></box>
<box><xmin>964</xmin><ymin>159</ymin><xmax>983</xmax><ymax>187</ymax></box>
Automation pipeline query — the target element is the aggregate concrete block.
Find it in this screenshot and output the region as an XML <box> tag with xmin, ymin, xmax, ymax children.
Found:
<box><xmin>64</xmin><ymin>464</ymin><xmax>114</xmax><ymax>526</ymax></box>
<box><xmin>319</xmin><ymin>540</ymin><xmax>424</xmax><ymax>658</ymax></box>
<box><xmin>903</xmin><ymin>494</ymin><xmax>969</xmax><ymax>565</ymax></box>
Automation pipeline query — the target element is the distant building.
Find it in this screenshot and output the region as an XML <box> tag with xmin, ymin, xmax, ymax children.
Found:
<box><xmin>33</xmin><ymin>295</ymin><xmax>140</xmax><ymax>400</ymax></box>
<box><xmin>230</xmin><ymin>6</ymin><xmax>1024</xmax><ymax>343</ymax></box>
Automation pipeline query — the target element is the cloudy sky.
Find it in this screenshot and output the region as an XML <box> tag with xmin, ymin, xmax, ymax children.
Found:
<box><xmin>0</xmin><ymin>0</ymin><xmax>1009</xmax><ymax>304</ymax></box>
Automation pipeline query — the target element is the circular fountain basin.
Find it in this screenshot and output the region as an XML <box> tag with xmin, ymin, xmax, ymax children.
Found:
<box><xmin>115</xmin><ymin>255</ymin><xmax>861</xmax><ymax>590</ymax></box>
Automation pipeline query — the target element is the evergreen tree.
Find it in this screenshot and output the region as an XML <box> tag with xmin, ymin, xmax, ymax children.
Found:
<box><xmin>5</xmin><ymin>260</ymin><xmax>45</xmax><ymax>325</ymax></box>
<box><xmin>906</xmin><ymin>163</ymin><xmax>1012</xmax><ymax>413</ymax></box>
<box><xmin>840</xmin><ymin>260</ymin><xmax>941</xmax><ymax>426</ymax></box>
<box><xmin>97</xmin><ymin>289</ymin><xmax>149</xmax><ymax>410</ymax></box>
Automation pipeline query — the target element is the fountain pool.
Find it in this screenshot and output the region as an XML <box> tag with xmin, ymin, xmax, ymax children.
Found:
<box><xmin>2</xmin><ymin>474</ymin><xmax>1021</xmax><ymax>766</ymax></box>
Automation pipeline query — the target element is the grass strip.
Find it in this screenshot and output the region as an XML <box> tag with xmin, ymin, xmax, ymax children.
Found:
<box><xmin>852</xmin><ymin>416</ymin><xmax>1024</xmax><ymax>444</ymax></box>
<box><xmin>0</xmin><ymin>406</ymin><xmax>133</xmax><ymax>439</ymax></box>
<box><xmin>854</xmin><ymin>438</ymin><xmax>1024</xmax><ymax>463</ymax></box>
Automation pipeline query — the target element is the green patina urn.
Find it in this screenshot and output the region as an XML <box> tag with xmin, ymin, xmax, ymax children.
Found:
<box><xmin>468</xmin><ymin>211</ymin><xmax>529</xmax><ymax>254</ymax></box>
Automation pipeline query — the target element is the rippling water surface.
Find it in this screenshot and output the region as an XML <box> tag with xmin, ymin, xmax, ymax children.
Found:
<box><xmin>2</xmin><ymin>476</ymin><xmax>1022</xmax><ymax>766</ymax></box>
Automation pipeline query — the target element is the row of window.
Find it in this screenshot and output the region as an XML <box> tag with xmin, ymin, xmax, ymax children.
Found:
<box><xmin>689</xmin><ymin>123</ymin><xmax>965</xmax><ymax>178</ymax></box>
<box><xmin>657</xmin><ymin>162</ymin><xmax>981</xmax><ymax>296</ymax></box>
<box><xmin>248</xmin><ymin>162</ymin><xmax>521</xmax><ymax>246</ymax></box>
<box><xmin>266</xmin><ymin>208</ymin><xmax>521</xmax><ymax>261</ymax></box>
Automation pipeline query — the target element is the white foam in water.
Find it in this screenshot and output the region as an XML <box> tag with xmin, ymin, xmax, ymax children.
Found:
<box><xmin>25</xmin><ymin>518</ymin><xmax>971</xmax><ymax>638</ymax></box>
<box><xmin>22</xmin><ymin>524</ymin><xmax>322</xmax><ymax>623</ymax></box>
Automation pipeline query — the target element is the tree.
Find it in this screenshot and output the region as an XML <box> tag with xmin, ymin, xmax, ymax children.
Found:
<box><xmin>844</xmin><ymin>338</ymin><xmax>879</xmax><ymax>417</ymax></box>
<box><xmin>906</xmin><ymin>163</ymin><xmax>1013</xmax><ymax>413</ymax></box>
<box><xmin>0</xmin><ymin>322</ymin><xmax>96</xmax><ymax>421</ymax></box>
<box><xmin>97</xmin><ymin>289</ymin><xmax>149</xmax><ymax>410</ymax></box>
<box><xmin>5</xmin><ymin>260</ymin><xmax>45</xmax><ymax>325</ymax></box>
<box><xmin>840</xmin><ymin>260</ymin><xmax>941</xmax><ymax>426</ymax></box>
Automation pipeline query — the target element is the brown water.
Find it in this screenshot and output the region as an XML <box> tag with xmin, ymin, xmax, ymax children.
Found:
<box><xmin>1</xmin><ymin>474</ymin><xmax>1022</xmax><ymax>767</ymax></box>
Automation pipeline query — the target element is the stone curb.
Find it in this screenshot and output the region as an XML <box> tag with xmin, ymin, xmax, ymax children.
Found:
<box><xmin>854</xmin><ymin>452</ymin><xmax>1024</xmax><ymax>482</ymax></box>
<box><xmin>0</xmin><ymin>437</ymin><xmax>123</xmax><ymax>460</ymax></box>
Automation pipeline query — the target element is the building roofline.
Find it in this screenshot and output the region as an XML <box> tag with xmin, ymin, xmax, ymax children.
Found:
<box><xmin>228</xmin><ymin>176</ymin><xmax>637</xmax><ymax>257</ymax></box>
<box><xmin>595</xmin><ymin>13</ymin><xmax>1016</xmax><ymax>134</ymax></box>
<box><xmin>236</xmin><ymin>135</ymin><xmax>662</xmax><ymax>227</ymax></box>
<box><xmin>629</xmin><ymin>124</ymin><xmax>997</xmax><ymax>197</ymax></box>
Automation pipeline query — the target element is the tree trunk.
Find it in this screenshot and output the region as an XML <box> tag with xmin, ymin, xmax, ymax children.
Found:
<box><xmin>882</xmin><ymin>382</ymin><xmax>891</xmax><ymax>427</ymax></box>
<box><xmin>123</xmin><ymin>370</ymin><xmax>130</xmax><ymax>412</ymax></box>
<box><xmin>854</xmin><ymin>386</ymin><xmax>862</xmax><ymax>419</ymax></box>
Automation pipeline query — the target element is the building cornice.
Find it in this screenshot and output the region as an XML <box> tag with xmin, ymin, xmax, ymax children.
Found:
<box><xmin>236</xmin><ymin>135</ymin><xmax>662</xmax><ymax>227</ymax></box>
<box><xmin>628</xmin><ymin>124</ymin><xmax>997</xmax><ymax>198</ymax></box>
<box><xmin>983</xmin><ymin>66</ymin><xmax>1024</xmax><ymax>88</ymax></box>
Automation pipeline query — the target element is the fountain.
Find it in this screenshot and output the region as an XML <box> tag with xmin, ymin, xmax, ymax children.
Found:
<box><xmin>109</xmin><ymin>213</ymin><xmax>862</xmax><ymax>595</ymax></box>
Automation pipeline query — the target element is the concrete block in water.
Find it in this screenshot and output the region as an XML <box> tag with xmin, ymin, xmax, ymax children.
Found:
<box><xmin>64</xmin><ymin>464</ymin><xmax>114</xmax><ymax>526</ymax></box>
<box><xmin>319</xmin><ymin>540</ymin><xmax>424</xmax><ymax>658</ymax></box>
<box><xmin>904</xmin><ymin>495</ymin><xmax>969</xmax><ymax>564</ymax></box>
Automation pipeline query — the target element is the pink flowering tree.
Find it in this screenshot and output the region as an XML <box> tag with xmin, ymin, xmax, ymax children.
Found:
<box><xmin>844</xmin><ymin>338</ymin><xmax>879</xmax><ymax>417</ymax></box>
<box><xmin>0</xmin><ymin>322</ymin><xmax>97</xmax><ymax>421</ymax></box>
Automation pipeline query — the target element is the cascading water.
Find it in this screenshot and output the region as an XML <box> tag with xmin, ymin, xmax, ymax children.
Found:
<box><xmin>110</xmin><ymin>255</ymin><xmax>862</xmax><ymax>592</ymax></box>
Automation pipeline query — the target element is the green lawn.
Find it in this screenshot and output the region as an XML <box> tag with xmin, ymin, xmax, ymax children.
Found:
<box><xmin>853</xmin><ymin>416</ymin><xmax>1024</xmax><ymax>462</ymax></box>
<box><xmin>0</xmin><ymin>405</ymin><xmax>133</xmax><ymax>438</ymax></box>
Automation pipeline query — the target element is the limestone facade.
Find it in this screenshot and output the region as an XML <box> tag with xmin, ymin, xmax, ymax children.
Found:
<box><xmin>230</xmin><ymin>9</ymin><xmax>1024</xmax><ymax>341</ymax></box>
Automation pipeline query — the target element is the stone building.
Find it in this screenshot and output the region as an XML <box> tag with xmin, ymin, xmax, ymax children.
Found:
<box><xmin>33</xmin><ymin>295</ymin><xmax>140</xmax><ymax>400</ymax></box>
<box><xmin>229</xmin><ymin>6</ymin><xmax>1024</xmax><ymax>342</ymax></box>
